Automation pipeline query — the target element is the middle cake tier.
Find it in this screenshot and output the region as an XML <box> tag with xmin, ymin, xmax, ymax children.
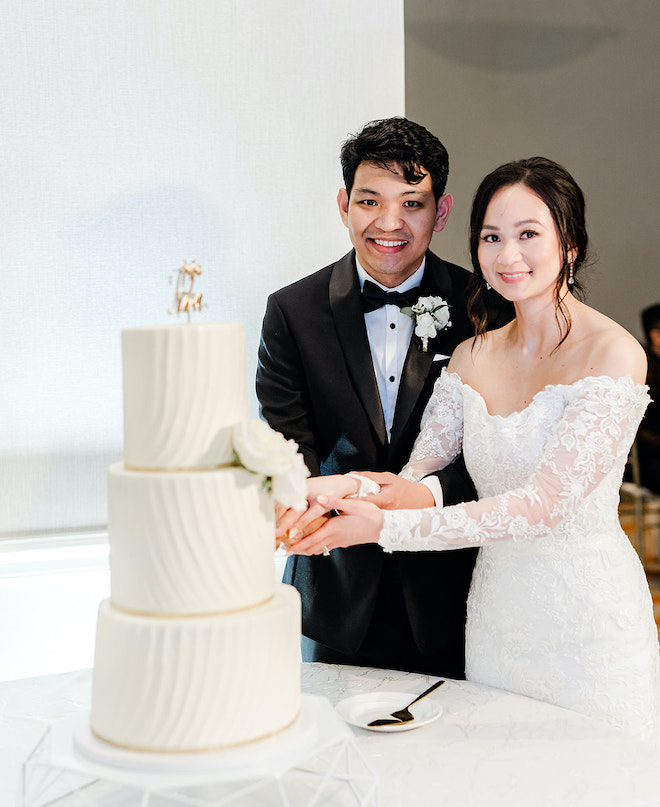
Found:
<box><xmin>108</xmin><ymin>463</ymin><xmax>275</xmax><ymax>615</ymax></box>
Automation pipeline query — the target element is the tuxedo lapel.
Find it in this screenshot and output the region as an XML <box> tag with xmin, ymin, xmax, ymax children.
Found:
<box><xmin>329</xmin><ymin>252</ymin><xmax>388</xmax><ymax>445</ymax></box>
<box><xmin>390</xmin><ymin>252</ymin><xmax>455</xmax><ymax>444</ymax></box>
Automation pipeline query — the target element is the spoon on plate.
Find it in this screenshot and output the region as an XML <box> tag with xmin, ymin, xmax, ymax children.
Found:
<box><xmin>367</xmin><ymin>679</ymin><xmax>445</xmax><ymax>727</ymax></box>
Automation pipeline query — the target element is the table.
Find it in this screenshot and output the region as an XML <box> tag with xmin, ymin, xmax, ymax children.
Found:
<box><xmin>2</xmin><ymin>663</ymin><xmax>659</xmax><ymax>806</ymax></box>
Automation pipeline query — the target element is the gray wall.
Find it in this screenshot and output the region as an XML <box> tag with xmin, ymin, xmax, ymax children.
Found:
<box><xmin>405</xmin><ymin>1</ymin><xmax>659</xmax><ymax>342</ymax></box>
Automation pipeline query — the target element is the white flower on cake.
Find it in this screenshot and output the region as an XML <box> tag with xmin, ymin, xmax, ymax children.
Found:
<box><xmin>401</xmin><ymin>295</ymin><xmax>452</xmax><ymax>352</ymax></box>
<box><xmin>232</xmin><ymin>420</ymin><xmax>309</xmax><ymax>510</ymax></box>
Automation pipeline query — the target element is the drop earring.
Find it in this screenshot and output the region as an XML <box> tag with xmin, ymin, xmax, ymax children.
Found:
<box><xmin>484</xmin><ymin>279</ymin><xmax>491</xmax><ymax>291</ymax></box>
<box><xmin>568</xmin><ymin>262</ymin><xmax>575</xmax><ymax>286</ymax></box>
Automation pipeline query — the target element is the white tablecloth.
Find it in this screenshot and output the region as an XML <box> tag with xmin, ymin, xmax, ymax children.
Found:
<box><xmin>2</xmin><ymin>663</ymin><xmax>659</xmax><ymax>806</ymax></box>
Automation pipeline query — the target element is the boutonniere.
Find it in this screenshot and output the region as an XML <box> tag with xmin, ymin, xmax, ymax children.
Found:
<box><xmin>401</xmin><ymin>296</ymin><xmax>452</xmax><ymax>352</ymax></box>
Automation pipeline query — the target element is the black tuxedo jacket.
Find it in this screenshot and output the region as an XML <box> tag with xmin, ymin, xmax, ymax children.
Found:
<box><xmin>257</xmin><ymin>250</ymin><xmax>487</xmax><ymax>670</ymax></box>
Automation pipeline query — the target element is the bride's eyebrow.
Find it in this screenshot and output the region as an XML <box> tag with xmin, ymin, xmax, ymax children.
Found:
<box><xmin>481</xmin><ymin>218</ymin><xmax>543</xmax><ymax>231</ymax></box>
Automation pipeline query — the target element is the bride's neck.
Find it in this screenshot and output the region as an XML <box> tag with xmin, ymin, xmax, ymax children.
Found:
<box><xmin>508</xmin><ymin>293</ymin><xmax>578</xmax><ymax>360</ymax></box>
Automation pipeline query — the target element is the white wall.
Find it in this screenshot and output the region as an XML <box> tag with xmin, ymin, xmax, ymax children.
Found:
<box><xmin>405</xmin><ymin>0</ymin><xmax>660</xmax><ymax>342</ymax></box>
<box><xmin>0</xmin><ymin>0</ymin><xmax>404</xmax><ymax>536</ymax></box>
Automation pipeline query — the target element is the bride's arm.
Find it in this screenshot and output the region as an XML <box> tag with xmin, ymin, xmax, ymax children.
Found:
<box><xmin>348</xmin><ymin>368</ymin><xmax>467</xmax><ymax>503</ymax></box>
<box><xmin>287</xmin><ymin>378</ymin><xmax>649</xmax><ymax>555</ymax></box>
<box><xmin>399</xmin><ymin>367</ymin><xmax>466</xmax><ymax>481</ymax></box>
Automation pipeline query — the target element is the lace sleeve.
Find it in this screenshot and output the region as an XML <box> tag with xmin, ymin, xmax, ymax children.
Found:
<box><xmin>399</xmin><ymin>369</ymin><xmax>465</xmax><ymax>482</ymax></box>
<box><xmin>380</xmin><ymin>377</ymin><xmax>650</xmax><ymax>552</ymax></box>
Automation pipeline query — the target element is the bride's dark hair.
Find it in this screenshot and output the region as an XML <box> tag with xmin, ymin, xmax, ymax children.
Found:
<box><xmin>467</xmin><ymin>157</ymin><xmax>589</xmax><ymax>350</ymax></box>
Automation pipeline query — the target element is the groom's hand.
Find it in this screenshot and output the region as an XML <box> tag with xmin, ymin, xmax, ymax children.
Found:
<box><xmin>275</xmin><ymin>474</ymin><xmax>359</xmax><ymax>547</ymax></box>
<box><xmin>359</xmin><ymin>472</ymin><xmax>435</xmax><ymax>510</ymax></box>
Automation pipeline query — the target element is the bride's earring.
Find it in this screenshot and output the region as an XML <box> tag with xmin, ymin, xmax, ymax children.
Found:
<box><xmin>484</xmin><ymin>278</ymin><xmax>491</xmax><ymax>291</ymax></box>
<box><xmin>568</xmin><ymin>262</ymin><xmax>575</xmax><ymax>286</ymax></box>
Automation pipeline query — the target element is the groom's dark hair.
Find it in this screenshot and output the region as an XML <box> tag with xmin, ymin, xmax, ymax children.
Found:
<box><xmin>340</xmin><ymin>117</ymin><xmax>450</xmax><ymax>202</ymax></box>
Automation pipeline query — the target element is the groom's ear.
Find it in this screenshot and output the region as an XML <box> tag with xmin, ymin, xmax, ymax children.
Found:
<box><xmin>433</xmin><ymin>194</ymin><xmax>453</xmax><ymax>233</ymax></box>
<box><xmin>337</xmin><ymin>188</ymin><xmax>349</xmax><ymax>227</ymax></box>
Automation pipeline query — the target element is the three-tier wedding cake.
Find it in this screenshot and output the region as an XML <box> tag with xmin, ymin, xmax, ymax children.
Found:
<box><xmin>90</xmin><ymin>319</ymin><xmax>304</xmax><ymax>752</ymax></box>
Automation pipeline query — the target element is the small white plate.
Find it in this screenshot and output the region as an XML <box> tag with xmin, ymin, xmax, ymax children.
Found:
<box><xmin>335</xmin><ymin>691</ymin><xmax>443</xmax><ymax>733</ymax></box>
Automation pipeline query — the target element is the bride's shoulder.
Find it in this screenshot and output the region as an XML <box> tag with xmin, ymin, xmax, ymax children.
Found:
<box><xmin>447</xmin><ymin>324</ymin><xmax>508</xmax><ymax>377</ymax></box>
<box><xmin>576</xmin><ymin>307</ymin><xmax>647</xmax><ymax>384</ymax></box>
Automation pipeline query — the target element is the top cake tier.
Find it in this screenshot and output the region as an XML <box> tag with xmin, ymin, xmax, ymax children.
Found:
<box><xmin>122</xmin><ymin>322</ymin><xmax>247</xmax><ymax>470</ymax></box>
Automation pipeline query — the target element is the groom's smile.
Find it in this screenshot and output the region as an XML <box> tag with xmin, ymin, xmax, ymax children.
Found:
<box><xmin>371</xmin><ymin>238</ymin><xmax>409</xmax><ymax>251</ymax></box>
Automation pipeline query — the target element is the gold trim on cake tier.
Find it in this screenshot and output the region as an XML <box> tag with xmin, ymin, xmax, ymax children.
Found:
<box><xmin>109</xmin><ymin>592</ymin><xmax>275</xmax><ymax>620</ymax></box>
<box><xmin>123</xmin><ymin>461</ymin><xmax>239</xmax><ymax>473</ymax></box>
<box><xmin>90</xmin><ymin>709</ymin><xmax>301</xmax><ymax>754</ymax></box>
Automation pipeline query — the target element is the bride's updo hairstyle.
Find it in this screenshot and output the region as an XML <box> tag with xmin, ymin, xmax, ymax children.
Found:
<box><xmin>467</xmin><ymin>156</ymin><xmax>589</xmax><ymax>350</ymax></box>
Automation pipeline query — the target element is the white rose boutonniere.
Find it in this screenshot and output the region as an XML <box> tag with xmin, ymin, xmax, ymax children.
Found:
<box><xmin>401</xmin><ymin>296</ymin><xmax>452</xmax><ymax>352</ymax></box>
<box><xmin>232</xmin><ymin>420</ymin><xmax>309</xmax><ymax>510</ymax></box>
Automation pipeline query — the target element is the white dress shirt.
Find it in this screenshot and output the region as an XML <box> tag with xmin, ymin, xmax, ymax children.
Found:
<box><xmin>355</xmin><ymin>259</ymin><xmax>442</xmax><ymax>505</ymax></box>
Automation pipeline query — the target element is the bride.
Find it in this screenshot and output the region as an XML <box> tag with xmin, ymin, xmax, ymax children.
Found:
<box><xmin>282</xmin><ymin>156</ymin><xmax>660</xmax><ymax>744</ymax></box>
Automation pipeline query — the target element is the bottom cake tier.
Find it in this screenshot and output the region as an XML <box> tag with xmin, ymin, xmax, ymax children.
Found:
<box><xmin>90</xmin><ymin>584</ymin><xmax>301</xmax><ymax>752</ymax></box>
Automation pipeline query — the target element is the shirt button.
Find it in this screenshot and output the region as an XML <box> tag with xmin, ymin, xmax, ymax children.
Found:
<box><xmin>389</xmin><ymin>322</ymin><xmax>396</xmax><ymax>329</ymax></box>
<box><xmin>389</xmin><ymin>375</ymin><xmax>395</xmax><ymax>382</ymax></box>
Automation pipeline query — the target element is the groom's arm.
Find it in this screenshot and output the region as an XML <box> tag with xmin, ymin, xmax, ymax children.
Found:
<box><xmin>359</xmin><ymin>455</ymin><xmax>478</xmax><ymax>512</ymax></box>
<box><xmin>429</xmin><ymin>454</ymin><xmax>478</xmax><ymax>506</ymax></box>
<box><xmin>256</xmin><ymin>293</ymin><xmax>322</xmax><ymax>477</ymax></box>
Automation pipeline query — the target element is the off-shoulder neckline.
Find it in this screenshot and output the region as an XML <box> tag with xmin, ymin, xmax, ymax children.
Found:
<box><xmin>441</xmin><ymin>369</ymin><xmax>646</xmax><ymax>420</ymax></box>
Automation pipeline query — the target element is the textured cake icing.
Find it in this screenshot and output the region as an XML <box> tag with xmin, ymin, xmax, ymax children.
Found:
<box><xmin>122</xmin><ymin>323</ymin><xmax>247</xmax><ymax>469</ymax></box>
<box><xmin>107</xmin><ymin>463</ymin><xmax>275</xmax><ymax>615</ymax></box>
<box><xmin>92</xmin><ymin>588</ymin><xmax>300</xmax><ymax>751</ymax></box>
<box><xmin>91</xmin><ymin>321</ymin><xmax>302</xmax><ymax>752</ymax></box>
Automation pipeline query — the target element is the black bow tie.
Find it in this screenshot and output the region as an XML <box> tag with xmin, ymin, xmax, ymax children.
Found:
<box><xmin>362</xmin><ymin>279</ymin><xmax>421</xmax><ymax>313</ymax></box>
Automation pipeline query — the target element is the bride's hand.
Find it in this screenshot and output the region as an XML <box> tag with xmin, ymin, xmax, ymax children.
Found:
<box><xmin>286</xmin><ymin>495</ymin><xmax>383</xmax><ymax>555</ymax></box>
<box><xmin>275</xmin><ymin>475</ymin><xmax>359</xmax><ymax>543</ymax></box>
<box><xmin>358</xmin><ymin>472</ymin><xmax>435</xmax><ymax>510</ymax></box>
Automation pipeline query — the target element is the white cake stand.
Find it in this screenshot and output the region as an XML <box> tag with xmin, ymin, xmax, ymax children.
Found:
<box><xmin>22</xmin><ymin>694</ymin><xmax>379</xmax><ymax>806</ymax></box>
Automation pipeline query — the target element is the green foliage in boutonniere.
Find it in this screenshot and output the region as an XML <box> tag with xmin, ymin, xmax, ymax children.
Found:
<box><xmin>401</xmin><ymin>296</ymin><xmax>452</xmax><ymax>352</ymax></box>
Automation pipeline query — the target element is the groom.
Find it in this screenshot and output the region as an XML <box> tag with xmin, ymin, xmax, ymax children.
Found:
<box><xmin>257</xmin><ymin>117</ymin><xmax>507</xmax><ymax>677</ymax></box>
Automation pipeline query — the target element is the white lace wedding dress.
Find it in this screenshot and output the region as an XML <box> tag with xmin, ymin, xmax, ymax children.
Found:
<box><xmin>379</xmin><ymin>370</ymin><xmax>660</xmax><ymax>744</ymax></box>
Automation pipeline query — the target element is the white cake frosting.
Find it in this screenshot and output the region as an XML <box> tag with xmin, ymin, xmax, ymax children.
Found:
<box><xmin>108</xmin><ymin>463</ymin><xmax>275</xmax><ymax>615</ymax></box>
<box><xmin>91</xmin><ymin>320</ymin><xmax>302</xmax><ymax>753</ymax></box>
<box><xmin>122</xmin><ymin>322</ymin><xmax>247</xmax><ymax>470</ymax></box>
<box><xmin>91</xmin><ymin>587</ymin><xmax>301</xmax><ymax>752</ymax></box>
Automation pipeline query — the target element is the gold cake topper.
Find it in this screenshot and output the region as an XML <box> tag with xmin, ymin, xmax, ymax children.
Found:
<box><xmin>168</xmin><ymin>260</ymin><xmax>207</xmax><ymax>321</ymax></box>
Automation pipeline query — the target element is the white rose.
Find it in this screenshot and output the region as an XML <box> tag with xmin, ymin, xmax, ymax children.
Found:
<box><xmin>411</xmin><ymin>297</ymin><xmax>431</xmax><ymax>315</ymax></box>
<box><xmin>232</xmin><ymin>420</ymin><xmax>309</xmax><ymax>509</ymax></box>
<box><xmin>232</xmin><ymin>420</ymin><xmax>294</xmax><ymax>475</ymax></box>
<box><xmin>432</xmin><ymin>305</ymin><xmax>450</xmax><ymax>329</ymax></box>
<box><xmin>414</xmin><ymin>311</ymin><xmax>437</xmax><ymax>341</ymax></box>
<box><xmin>271</xmin><ymin>451</ymin><xmax>310</xmax><ymax>510</ymax></box>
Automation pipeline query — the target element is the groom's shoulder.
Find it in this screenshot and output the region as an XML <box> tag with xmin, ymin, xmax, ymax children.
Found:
<box><xmin>424</xmin><ymin>251</ymin><xmax>473</xmax><ymax>302</ymax></box>
<box><xmin>425</xmin><ymin>250</ymin><xmax>472</xmax><ymax>285</ymax></box>
<box><xmin>268</xmin><ymin>251</ymin><xmax>353</xmax><ymax>304</ymax></box>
